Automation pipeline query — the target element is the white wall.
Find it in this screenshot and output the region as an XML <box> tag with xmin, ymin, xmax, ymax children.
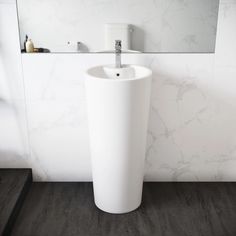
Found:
<box><xmin>17</xmin><ymin>0</ymin><xmax>219</xmax><ymax>53</ymax></box>
<box><xmin>0</xmin><ymin>0</ymin><xmax>29</xmax><ymax>169</ymax></box>
<box><xmin>1</xmin><ymin>0</ymin><xmax>236</xmax><ymax>181</ymax></box>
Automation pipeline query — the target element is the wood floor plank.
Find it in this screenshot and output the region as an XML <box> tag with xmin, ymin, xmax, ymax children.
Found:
<box><xmin>11</xmin><ymin>182</ymin><xmax>236</xmax><ymax>236</ymax></box>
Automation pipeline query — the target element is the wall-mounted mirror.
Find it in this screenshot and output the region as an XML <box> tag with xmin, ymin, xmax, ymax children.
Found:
<box><xmin>17</xmin><ymin>0</ymin><xmax>219</xmax><ymax>53</ymax></box>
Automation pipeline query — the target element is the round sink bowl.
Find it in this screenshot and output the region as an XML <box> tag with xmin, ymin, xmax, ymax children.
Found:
<box><xmin>87</xmin><ymin>64</ymin><xmax>152</xmax><ymax>80</ymax></box>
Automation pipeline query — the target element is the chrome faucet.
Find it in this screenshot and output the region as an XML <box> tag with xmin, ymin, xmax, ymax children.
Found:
<box><xmin>115</xmin><ymin>40</ymin><xmax>122</xmax><ymax>68</ymax></box>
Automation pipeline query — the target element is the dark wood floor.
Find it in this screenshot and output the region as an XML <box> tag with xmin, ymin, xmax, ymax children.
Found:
<box><xmin>10</xmin><ymin>182</ymin><xmax>236</xmax><ymax>236</ymax></box>
<box><xmin>0</xmin><ymin>169</ymin><xmax>32</xmax><ymax>236</ymax></box>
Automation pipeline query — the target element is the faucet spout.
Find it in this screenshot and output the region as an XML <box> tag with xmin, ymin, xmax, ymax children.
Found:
<box><xmin>115</xmin><ymin>40</ymin><xmax>122</xmax><ymax>68</ymax></box>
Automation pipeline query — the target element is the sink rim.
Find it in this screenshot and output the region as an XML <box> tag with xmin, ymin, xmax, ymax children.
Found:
<box><xmin>86</xmin><ymin>64</ymin><xmax>152</xmax><ymax>82</ymax></box>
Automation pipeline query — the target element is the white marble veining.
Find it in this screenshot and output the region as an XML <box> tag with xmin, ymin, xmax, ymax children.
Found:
<box><xmin>1</xmin><ymin>0</ymin><xmax>236</xmax><ymax>181</ymax></box>
<box><xmin>22</xmin><ymin>53</ymin><xmax>217</xmax><ymax>181</ymax></box>
<box><xmin>17</xmin><ymin>0</ymin><xmax>219</xmax><ymax>52</ymax></box>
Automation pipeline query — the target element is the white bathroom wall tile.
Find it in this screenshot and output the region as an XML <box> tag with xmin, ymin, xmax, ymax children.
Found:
<box><xmin>6</xmin><ymin>0</ymin><xmax>236</xmax><ymax>181</ymax></box>
<box><xmin>210</xmin><ymin>0</ymin><xmax>236</xmax><ymax>180</ymax></box>
<box><xmin>145</xmin><ymin>54</ymin><xmax>217</xmax><ymax>181</ymax></box>
<box><xmin>0</xmin><ymin>103</ymin><xmax>25</xmax><ymax>154</ymax></box>
<box><xmin>0</xmin><ymin>3</ymin><xmax>25</xmax><ymax>101</ymax></box>
<box><xmin>21</xmin><ymin>54</ymin><xmax>94</xmax><ymax>180</ymax></box>
<box><xmin>142</xmin><ymin>0</ymin><xmax>236</xmax><ymax>181</ymax></box>
<box><xmin>22</xmin><ymin>54</ymin><xmax>114</xmax><ymax>101</ymax></box>
<box><xmin>0</xmin><ymin>2</ymin><xmax>29</xmax><ymax>168</ymax></box>
<box><xmin>22</xmin><ymin>53</ymin><xmax>220</xmax><ymax>181</ymax></box>
<box><xmin>26</xmin><ymin>100</ymin><xmax>91</xmax><ymax>181</ymax></box>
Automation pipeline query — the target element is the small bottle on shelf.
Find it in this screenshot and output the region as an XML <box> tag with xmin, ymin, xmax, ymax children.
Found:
<box><xmin>26</xmin><ymin>39</ymin><xmax>34</xmax><ymax>53</ymax></box>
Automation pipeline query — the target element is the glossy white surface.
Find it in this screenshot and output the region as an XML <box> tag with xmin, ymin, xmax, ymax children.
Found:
<box><xmin>92</xmin><ymin>65</ymin><xmax>151</xmax><ymax>80</ymax></box>
<box><xmin>86</xmin><ymin>65</ymin><xmax>152</xmax><ymax>213</ymax></box>
<box><xmin>0</xmin><ymin>2</ymin><xmax>29</xmax><ymax>168</ymax></box>
<box><xmin>17</xmin><ymin>0</ymin><xmax>219</xmax><ymax>52</ymax></box>
<box><xmin>103</xmin><ymin>65</ymin><xmax>135</xmax><ymax>79</ymax></box>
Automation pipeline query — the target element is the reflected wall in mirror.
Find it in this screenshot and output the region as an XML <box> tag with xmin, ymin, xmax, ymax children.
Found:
<box><xmin>17</xmin><ymin>0</ymin><xmax>219</xmax><ymax>53</ymax></box>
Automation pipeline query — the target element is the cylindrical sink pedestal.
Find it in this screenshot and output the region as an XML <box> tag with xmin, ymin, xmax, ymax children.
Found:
<box><xmin>86</xmin><ymin>65</ymin><xmax>152</xmax><ymax>214</ymax></box>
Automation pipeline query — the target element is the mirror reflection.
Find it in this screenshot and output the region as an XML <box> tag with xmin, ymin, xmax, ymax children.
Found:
<box><xmin>17</xmin><ymin>0</ymin><xmax>219</xmax><ymax>53</ymax></box>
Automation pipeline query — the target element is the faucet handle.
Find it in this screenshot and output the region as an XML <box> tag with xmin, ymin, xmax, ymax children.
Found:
<box><xmin>115</xmin><ymin>40</ymin><xmax>122</xmax><ymax>51</ymax></box>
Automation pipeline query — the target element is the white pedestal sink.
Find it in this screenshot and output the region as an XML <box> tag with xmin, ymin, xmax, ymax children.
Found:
<box><xmin>85</xmin><ymin>64</ymin><xmax>152</xmax><ymax>214</ymax></box>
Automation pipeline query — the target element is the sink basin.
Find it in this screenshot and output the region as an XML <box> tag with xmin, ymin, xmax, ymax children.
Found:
<box><xmin>85</xmin><ymin>64</ymin><xmax>152</xmax><ymax>214</ymax></box>
<box><xmin>87</xmin><ymin>64</ymin><xmax>152</xmax><ymax>80</ymax></box>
